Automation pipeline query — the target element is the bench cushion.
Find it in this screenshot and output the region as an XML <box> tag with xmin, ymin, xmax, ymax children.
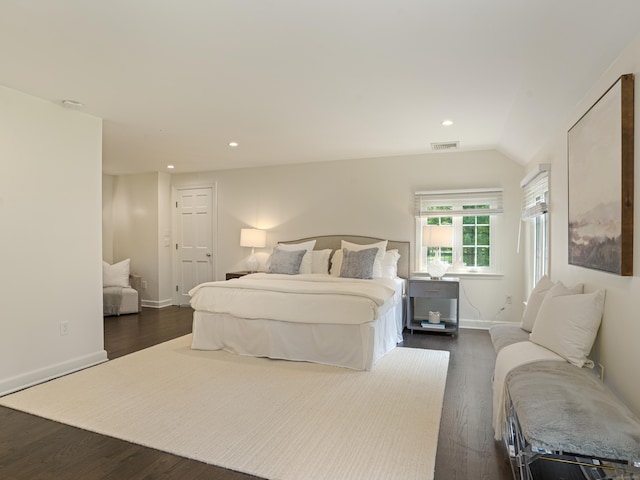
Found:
<box><xmin>489</xmin><ymin>323</ymin><xmax>530</xmax><ymax>353</ymax></box>
<box><xmin>506</xmin><ymin>360</ymin><xmax>640</xmax><ymax>462</ymax></box>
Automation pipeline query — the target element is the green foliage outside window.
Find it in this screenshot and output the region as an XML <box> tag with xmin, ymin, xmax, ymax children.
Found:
<box><xmin>461</xmin><ymin>205</ymin><xmax>490</xmax><ymax>267</ymax></box>
<box><xmin>424</xmin><ymin>204</ymin><xmax>491</xmax><ymax>268</ymax></box>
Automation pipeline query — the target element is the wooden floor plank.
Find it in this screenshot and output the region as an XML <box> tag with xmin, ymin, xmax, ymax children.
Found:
<box><xmin>0</xmin><ymin>307</ymin><xmax>511</xmax><ymax>480</ymax></box>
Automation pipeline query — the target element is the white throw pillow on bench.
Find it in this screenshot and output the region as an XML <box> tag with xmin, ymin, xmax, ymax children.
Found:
<box><xmin>529</xmin><ymin>284</ymin><xmax>605</xmax><ymax>368</ymax></box>
<box><xmin>520</xmin><ymin>275</ymin><xmax>555</xmax><ymax>332</ymax></box>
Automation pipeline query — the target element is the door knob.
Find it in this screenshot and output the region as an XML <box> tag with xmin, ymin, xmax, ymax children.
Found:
<box><xmin>206</xmin><ymin>253</ymin><xmax>212</xmax><ymax>257</ymax></box>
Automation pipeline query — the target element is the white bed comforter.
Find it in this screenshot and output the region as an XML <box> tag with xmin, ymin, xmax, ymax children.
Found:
<box><xmin>189</xmin><ymin>273</ymin><xmax>398</xmax><ymax>325</ymax></box>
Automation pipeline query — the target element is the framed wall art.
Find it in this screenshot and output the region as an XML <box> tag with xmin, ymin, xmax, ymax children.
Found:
<box><xmin>567</xmin><ymin>73</ymin><xmax>634</xmax><ymax>276</ymax></box>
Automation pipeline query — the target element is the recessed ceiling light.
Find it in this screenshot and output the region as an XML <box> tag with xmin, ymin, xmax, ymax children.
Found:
<box><xmin>441</xmin><ymin>119</ymin><xmax>454</xmax><ymax>126</ymax></box>
<box><xmin>167</xmin><ymin>165</ymin><xmax>175</xmax><ymax>169</ymax></box>
<box><xmin>229</xmin><ymin>142</ymin><xmax>239</xmax><ymax>147</ymax></box>
<box><xmin>61</xmin><ymin>99</ymin><xmax>84</xmax><ymax>109</ymax></box>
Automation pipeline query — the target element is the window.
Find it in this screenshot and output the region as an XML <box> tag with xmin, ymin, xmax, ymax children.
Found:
<box><xmin>415</xmin><ymin>189</ymin><xmax>503</xmax><ymax>274</ymax></box>
<box><xmin>521</xmin><ymin>165</ymin><xmax>550</xmax><ymax>290</ymax></box>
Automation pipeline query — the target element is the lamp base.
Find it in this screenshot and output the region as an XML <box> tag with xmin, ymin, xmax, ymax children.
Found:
<box><xmin>427</xmin><ymin>256</ymin><xmax>449</xmax><ymax>280</ymax></box>
<box><xmin>245</xmin><ymin>254</ymin><xmax>259</xmax><ymax>273</ymax></box>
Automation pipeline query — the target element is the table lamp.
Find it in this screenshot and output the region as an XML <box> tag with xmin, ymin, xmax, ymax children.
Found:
<box><xmin>423</xmin><ymin>225</ymin><xmax>453</xmax><ymax>279</ymax></box>
<box><xmin>240</xmin><ymin>228</ymin><xmax>266</xmax><ymax>272</ymax></box>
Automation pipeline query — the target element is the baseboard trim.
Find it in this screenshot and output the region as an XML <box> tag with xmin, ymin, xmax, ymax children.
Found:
<box><xmin>141</xmin><ymin>298</ymin><xmax>174</xmax><ymax>309</ymax></box>
<box><xmin>0</xmin><ymin>350</ymin><xmax>108</xmax><ymax>397</ymax></box>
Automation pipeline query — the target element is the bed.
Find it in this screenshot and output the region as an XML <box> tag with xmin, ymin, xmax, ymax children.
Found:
<box><xmin>189</xmin><ymin>235</ymin><xmax>410</xmax><ymax>370</ymax></box>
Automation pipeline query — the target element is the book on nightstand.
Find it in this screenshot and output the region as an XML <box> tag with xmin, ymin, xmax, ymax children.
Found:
<box><xmin>421</xmin><ymin>321</ymin><xmax>446</xmax><ymax>329</ymax></box>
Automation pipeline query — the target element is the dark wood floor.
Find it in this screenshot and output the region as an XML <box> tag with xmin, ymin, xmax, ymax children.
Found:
<box><xmin>0</xmin><ymin>307</ymin><xmax>512</xmax><ymax>480</ymax></box>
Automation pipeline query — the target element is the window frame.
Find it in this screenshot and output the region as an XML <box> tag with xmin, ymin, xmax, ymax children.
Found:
<box><xmin>414</xmin><ymin>189</ymin><xmax>503</xmax><ymax>275</ymax></box>
<box><xmin>520</xmin><ymin>165</ymin><xmax>550</xmax><ymax>290</ymax></box>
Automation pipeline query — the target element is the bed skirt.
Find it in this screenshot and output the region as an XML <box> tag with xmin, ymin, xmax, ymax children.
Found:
<box><xmin>191</xmin><ymin>303</ymin><xmax>403</xmax><ymax>371</ymax></box>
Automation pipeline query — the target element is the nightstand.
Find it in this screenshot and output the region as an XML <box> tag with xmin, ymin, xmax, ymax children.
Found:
<box><xmin>406</xmin><ymin>277</ymin><xmax>459</xmax><ymax>335</ymax></box>
<box><xmin>225</xmin><ymin>271</ymin><xmax>252</xmax><ymax>280</ymax></box>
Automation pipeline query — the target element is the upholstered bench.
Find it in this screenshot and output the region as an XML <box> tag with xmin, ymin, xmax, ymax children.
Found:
<box><xmin>489</xmin><ymin>323</ymin><xmax>640</xmax><ymax>480</ymax></box>
<box><xmin>489</xmin><ymin>323</ymin><xmax>530</xmax><ymax>353</ymax></box>
<box><xmin>504</xmin><ymin>359</ymin><xmax>640</xmax><ymax>479</ymax></box>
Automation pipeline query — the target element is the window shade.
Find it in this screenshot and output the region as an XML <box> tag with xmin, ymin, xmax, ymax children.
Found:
<box><xmin>521</xmin><ymin>168</ymin><xmax>549</xmax><ymax>220</ymax></box>
<box><xmin>415</xmin><ymin>188</ymin><xmax>504</xmax><ymax>218</ymax></box>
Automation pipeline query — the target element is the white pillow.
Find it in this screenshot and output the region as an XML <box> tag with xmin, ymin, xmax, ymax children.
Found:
<box><xmin>311</xmin><ymin>249</ymin><xmax>332</xmax><ymax>274</ymax></box>
<box><xmin>529</xmin><ymin>288</ymin><xmax>605</xmax><ymax>368</ymax></box>
<box><xmin>330</xmin><ymin>249</ymin><xmax>344</xmax><ymax>276</ymax></box>
<box><xmin>521</xmin><ymin>278</ymin><xmax>582</xmax><ymax>332</ymax></box>
<box><xmin>520</xmin><ymin>276</ymin><xmax>554</xmax><ymax>332</ymax></box>
<box><xmin>276</xmin><ymin>240</ymin><xmax>316</xmax><ymax>274</ymax></box>
<box><xmin>103</xmin><ymin>259</ymin><xmax>130</xmax><ymax>287</ymax></box>
<box><xmin>380</xmin><ymin>249</ymin><xmax>400</xmax><ymax>279</ymax></box>
<box><xmin>331</xmin><ymin>240</ymin><xmax>388</xmax><ymax>277</ymax></box>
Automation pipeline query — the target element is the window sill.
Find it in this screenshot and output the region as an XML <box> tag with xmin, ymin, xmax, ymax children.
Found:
<box><xmin>412</xmin><ymin>271</ymin><xmax>504</xmax><ymax>279</ymax></box>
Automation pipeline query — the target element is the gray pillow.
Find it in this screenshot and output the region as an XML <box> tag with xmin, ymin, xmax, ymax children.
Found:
<box><xmin>339</xmin><ymin>247</ymin><xmax>377</xmax><ymax>279</ymax></box>
<box><xmin>267</xmin><ymin>247</ymin><xmax>306</xmax><ymax>275</ymax></box>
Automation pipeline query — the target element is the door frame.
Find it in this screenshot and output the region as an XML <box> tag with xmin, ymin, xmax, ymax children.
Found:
<box><xmin>171</xmin><ymin>183</ymin><xmax>218</xmax><ymax>306</ymax></box>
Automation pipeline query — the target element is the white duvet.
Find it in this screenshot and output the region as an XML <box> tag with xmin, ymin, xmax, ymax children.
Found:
<box><xmin>189</xmin><ymin>273</ymin><xmax>398</xmax><ymax>325</ymax></box>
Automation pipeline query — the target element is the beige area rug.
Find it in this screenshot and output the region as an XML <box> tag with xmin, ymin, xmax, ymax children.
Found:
<box><xmin>1</xmin><ymin>335</ymin><xmax>449</xmax><ymax>480</ymax></box>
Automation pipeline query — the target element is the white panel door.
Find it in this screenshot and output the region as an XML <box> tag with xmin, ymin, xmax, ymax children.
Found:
<box><xmin>176</xmin><ymin>187</ymin><xmax>214</xmax><ymax>305</ymax></box>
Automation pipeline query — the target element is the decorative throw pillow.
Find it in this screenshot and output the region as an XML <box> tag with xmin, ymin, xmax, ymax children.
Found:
<box><xmin>277</xmin><ymin>240</ymin><xmax>316</xmax><ymax>274</ymax></box>
<box><xmin>520</xmin><ymin>276</ymin><xmax>555</xmax><ymax>332</ymax></box>
<box><xmin>529</xmin><ymin>288</ymin><xmax>606</xmax><ymax>368</ymax></box>
<box><xmin>267</xmin><ymin>248</ymin><xmax>306</xmax><ymax>275</ymax></box>
<box><xmin>380</xmin><ymin>249</ymin><xmax>401</xmax><ymax>279</ymax></box>
<box><xmin>103</xmin><ymin>259</ymin><xmax>130</xmax><ymax>287</ymax></box>
<box><xmin>331</xmin><ymin>240</ymin><xmax>388</xmax><ymax>277</ymax></box>
<box><xmin>311</xmin><ymin>249</ymin><xmax>332</xmax><ymax>274</ymax></box>
<box><xmin>339</xmin><ymin>248</ymin><xmax>378</xmax><ymax>279</ymax></box>
<box><xmin>342</xmin><ymin>240</ymin><xmax>387</xmax><ymax>277</ymax></box>
<box><xmin>521</xmin><ymin>278</ymin><xmax>583</xmax><ymax>332</ymax></box>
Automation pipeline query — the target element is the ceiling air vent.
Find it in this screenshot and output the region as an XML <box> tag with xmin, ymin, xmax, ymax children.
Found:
<box><xmin>431</xmin><ymin>141</ymin><xmax>459</xmax><ymax>151</ymax></box>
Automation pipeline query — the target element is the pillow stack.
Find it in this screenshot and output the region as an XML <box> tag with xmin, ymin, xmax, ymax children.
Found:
<box><xmin>329</xmin><ymin>240</ymin><xmax>401</xmax><ymax>279</ymax></box>
<box><xmin>264</xmin><ymin>239</ymin><xmax>402</xmax><ymax>279</ymax></box>
<box><xmin>274</xmin><ymin>240</ymin><xmax>316</xmax><ymax>274</ymax></box>
<box><xmin>523</xmin><ymin>276</ymin><xmax>606</xmax><ymax>368</ymax></box>
<box><xmin>331</xmin><ymin>240</ymin><xmax>387</xmax><ymax>279</ymax></box>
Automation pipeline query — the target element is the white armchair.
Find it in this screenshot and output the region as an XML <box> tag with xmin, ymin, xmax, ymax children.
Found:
<box><xmin>103</xmin><ymin>259</ymin><xmax>142</xmax><ymax>316</ymax></box>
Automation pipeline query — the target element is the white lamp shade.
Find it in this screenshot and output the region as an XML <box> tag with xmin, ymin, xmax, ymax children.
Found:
<box><xmin>240</xmin><ymin>228</ymin><xmax>266</xmax><ymax>248</ymax></box>
<box><xmin>422</xmin><ymin>225</ymin><xmax>453</xmax><ymax>247</ymax></box>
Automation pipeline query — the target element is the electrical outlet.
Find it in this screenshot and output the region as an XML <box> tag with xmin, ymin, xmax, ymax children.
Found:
<box><xmin>598</xmin><ymin>363</ymin><xmax>605</xmax><ymax>382</ymax></box>
<box><xmin>142</xmin><ymin>280</ymin><xmax>148</xmax><ymax>289</ymax></box>
<box><xmin>505</xmin><ymin>295</ymin><xmax>512</xmax><ymax>305</ymax></box>
<box><xmin>60</xmin><ymin>321</ymin><xmax>70</xmax><ymax>336</ymax></box>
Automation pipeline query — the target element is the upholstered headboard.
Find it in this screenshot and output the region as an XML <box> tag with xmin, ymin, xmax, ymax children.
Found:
<box><xmin>284</xmin><ymin>235</ymin><xmax>410</xmax><ymax>279</ymax></box>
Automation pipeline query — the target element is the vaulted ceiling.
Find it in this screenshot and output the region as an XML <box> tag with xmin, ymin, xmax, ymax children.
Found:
<box><xmin>2</xmin><ymin>1</ymin><xmax>640</xmax><ymax>175</ymax></box>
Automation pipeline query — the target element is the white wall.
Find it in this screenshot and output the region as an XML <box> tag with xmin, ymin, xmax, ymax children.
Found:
<box><xmin>102</xmin><ymin>174</ymin><xmax>114</xmax><ymax>263</ymax></box>
<box><xmin>157</xmin><ymin>172</ymin><xmax>173</xmax><ymax>303</ymax></box>
<box><xmin>527</xmin><ymin>33</ymin><xmax>640</xmax><ymax>415</ymax></box>
<box><xmin>0</xmin><ymin>85</ymin><xmax>106</xmax><ymax>395</ymax></box>
<box><xmin>113</xmin><ymin>173</ymin><xmax>158</xmax><ymax>304</ymax></box>
<box><xmin>111</xmin><ymin>172</ymin><xmax>173</xmax><ymax>307</ymax></box>
<box><xmin>172</xmin><ymin>149</ymin><xmax>525</xmax><ymax>325</ymax></box>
